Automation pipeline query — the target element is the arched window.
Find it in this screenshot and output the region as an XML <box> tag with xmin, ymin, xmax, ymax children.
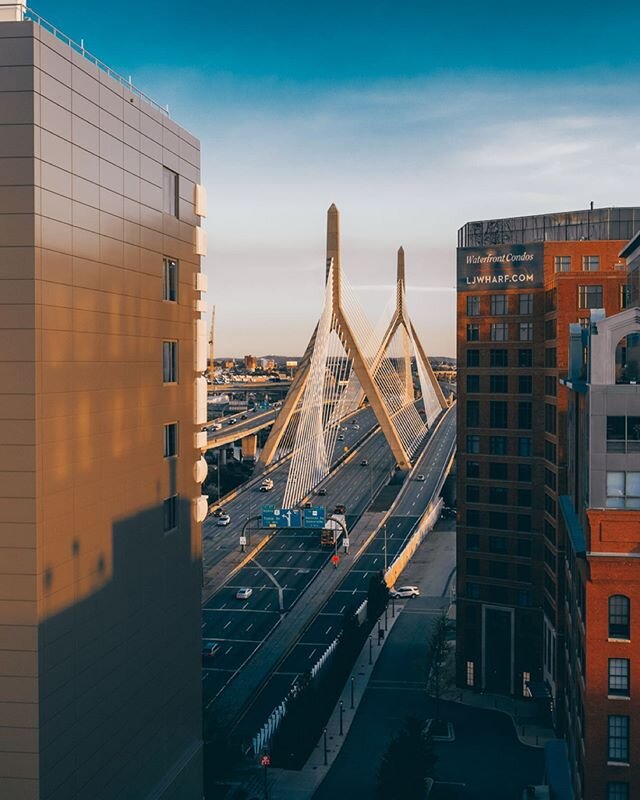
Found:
<box><xmin>615</xmin><ymin>332</ymin><xmax>640</xmax><ymax>384</ymax></box>
<box><xmin>609</xmin><ymin>595</ymin><xmax>630</xmax><ymax>639</ymax></box>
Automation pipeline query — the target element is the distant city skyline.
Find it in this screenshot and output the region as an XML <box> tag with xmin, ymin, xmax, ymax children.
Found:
<box><xmin>32</xmin><ymin>0</ymin><xmax>640</xmax><ymax>357</ymax></box>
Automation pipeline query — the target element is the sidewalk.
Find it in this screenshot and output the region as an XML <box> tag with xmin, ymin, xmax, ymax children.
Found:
<box><xmin>264</xmin><ymin>602</ymin><xmax>406</xmax><ymax>800</ymax></box>
<box><xmin>451</xmin><ymin>689</ymin><xmax>557</xmax><ymax>748</ymax></box>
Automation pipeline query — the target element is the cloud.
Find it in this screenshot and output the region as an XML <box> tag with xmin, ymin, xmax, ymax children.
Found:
<box><xmin>137</xmin><ymin>68</ymin><xmax>640</xmax><ymax>356</ymax></box>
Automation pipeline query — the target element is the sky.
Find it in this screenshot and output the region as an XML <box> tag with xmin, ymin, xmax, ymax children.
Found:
<box><xmin>34</xmin><ymin>0</ymin><xmax>640</xmax><ymax>357</ymax></box>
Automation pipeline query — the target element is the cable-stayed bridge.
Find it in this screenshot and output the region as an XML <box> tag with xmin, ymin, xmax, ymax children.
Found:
<box><xmin>258</xmin><ymin>204</ymin><xmax>448</xmax><ymax>508</ymax></box>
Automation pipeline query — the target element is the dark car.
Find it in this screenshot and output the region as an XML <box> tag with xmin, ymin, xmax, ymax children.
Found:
<box><xmin>317</xmin><ymin>488</ymin><xmax>327</xmax><ymax>496</ymax></box>
<box><xmin>360</xmin><ymin>459</ymin><xmax>369</xmax><ymax>467</ymax></box>
<box><xmin>302</xmin><ymin>501</ymin><xmax>313</xmax><ymax>509</ymax></box>
<box><xmin>241</xmin><ymin>414</ymin><xmax>248</xmax><ymax>420</ymax></box>
<box><xmin>212</xmin><ymin>507</ymin><xmax>225</xmax><ymax>517</ymax></box>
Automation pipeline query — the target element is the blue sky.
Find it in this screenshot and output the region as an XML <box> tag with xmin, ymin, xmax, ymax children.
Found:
<box><xmin>34</xmin><ymin>1</ymin><xmax>640</xmax><ymax>356</ymax></box>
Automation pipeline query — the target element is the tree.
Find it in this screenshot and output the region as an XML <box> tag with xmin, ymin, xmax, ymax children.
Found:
<box><xmin>375</xmin><ymin>716</ymin><xmax>436</xmax><ymax>800</ymax></box>
<box><xmin>426</xmin><ymin>611</ymin><xmax>455</xmax><ymax>725</ymax></box>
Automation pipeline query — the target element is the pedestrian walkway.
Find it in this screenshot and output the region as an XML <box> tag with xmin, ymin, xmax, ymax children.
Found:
<box><xmin>451</xmin><ymin>689</ymin><xmax>556</xmax><ymax>749</ymax></box>
<box><xmin>265</xmin><ymin>601</ymin><xmax>405</xmax><ymax>800</ymax></box>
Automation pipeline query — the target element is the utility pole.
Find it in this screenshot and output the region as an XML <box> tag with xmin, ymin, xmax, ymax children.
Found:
<box><xmin>208</xmin><ymin>305</ymin><xmax>215</xmax><ymax>384</ymax></box>
<box><xmin>383</xmin><ymin>523</ymin><xmax>388</xmax><ymax>572</ymax></box>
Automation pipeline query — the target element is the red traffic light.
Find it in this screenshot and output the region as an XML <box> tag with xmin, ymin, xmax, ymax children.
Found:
<box><xmin>260</xmin><ymin>755</ymin><xmax>271</xmax><ymax>767</ymax></box>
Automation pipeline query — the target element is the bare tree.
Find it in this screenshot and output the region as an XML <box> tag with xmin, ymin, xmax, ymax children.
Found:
<box><xmin>426</xmin><ymin>611</ymin><xmax>454</xmax><ymax>725</ymax></box>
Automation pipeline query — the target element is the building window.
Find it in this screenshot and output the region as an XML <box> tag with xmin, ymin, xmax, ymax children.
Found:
<box><xmin>466</xmin><ymin>400</ymin><xmax>480</xmax><ymax>427</ymax></box>
<box><xmin>519</xmin><ymin>293</ymin><xmax>533</xmax><ymax>314</ymax></box>
<box><xmin>544</xmin><ymin>375</ymin><xmax>557</xmax><ymax>396</ymax></box>
<box><xmin>490</xmin><ymin>375</ymin><xmax>508</xmax><ymax>393</ymax></box>
<box><xmin>544</xmin><ymin>493</ymin><xmax>556</xmax><ymax>518</ymax></box>
<box><xmin>163</xmin><ymin>341</ymin><xmax>178</xmax><ymax>383</ymax></box>
<box><xmin>466</xmin><ymin>375</ymin><xmax>480</xmax><ymax>393</ymax></box>
<box><xmin>489</xmin><ymin>560</ymin><xmax>508</xmax><ymax>578</ymax></box>
<box><xmin>467</xmin><ymin>296</ymin><xmax>480</xmax><ymax>316</ymax></box>
<box><xmin>544</xmin><ymin>439</ymin><xmax>556</xmax><ymax>462</ymax></box>
<box><xmin>163</xmin><ymin>167</ymin><xmax>179</xmax><ymax>217</ymax></box>
<box><xmin>517</xmin><ymin>539</ymin><xmax>532</xmax><ymax>557</ymax></box>
<box><xmin>490</xmin><ymin>322</ymin><xmax>508</xmax><ymax>341</ymax></box>
<box><xmin>517</xmin><ymin>515</ymin><xmax>531</xmax><ymax>532</ymax></box>
<box><xmin>544</xmin><ymin>403</ymin><xmax>557</xmax><ymax>435</ymax></box>
<box><xmin>517</xmin><ymin>564</ymin><xmax>531</xmax><ymax>581</ymax></box>
<box><xmin>163</xmin><ymin>257</ymin><xmax>178</xmax><ymax>302</ymax></box>
<box><xmin>467</xmin><ymin>583</ymin><xmax>481</xmax><ymax>600</ymax></box>
<box><xmin>489</xmin><ymin>511</ymin><xmax>508</xmax><ymax>530</ymax></box>
<box><xmin>608</xmin><ymin>715</ymin><xmax>629</xmax><ymax>763</ymax></box>
<box><xmin>517</xmin><ymin>464</ymin><xmax>532</xmax><ymax>481</ymax></box>
<box><xmin>518</xmin><ymin>402</ymin><xmax>532</xmax><ymax>429</ymax></box>
<box><xmin>578</xmin><ymin>284</ymin><xmax>603</xmax><ymax>309</ymax></box>
<box><xmin>609</xmin><ymin>595</ymin><xmax>630</xmax><ymax>639</ymax></box>
<box><xmin>466</xmin><ymin>558</ymin><xmax>481</xmax><ymax>575</ymax></box>
<box><xmin>518</xmin><ymin>437</ymin><xmax>532</xmax><ymax>457</ymax></box>
<box><xmin>467</xmin><ymin>323</ymin><xmax>479</xmax><ymax>341</ymax></box>
<box><xmin>544</xmin><ymin>468</ymin><xmax>557</xmax><ymax>491</ymax></box>
<box><xmin>578</xmin><ymin>316</ymin><xmax>590</xmax><ymax>328</ymax></box>
<box><xmin>608</xmin><ymin>783</ymin><xmax>629</xmax><ymax>800</ymax></box>
<box><xmin>164</xmin><ymin>423</ymin><xmax>178</xmax><ymax>458</ymax></box>
<box><xmin>609</xmin><ymin>659</ymin><xmax>630</xmax><ymax>697</ymax></box>
<box><xmin>466</xmin><ymin>534</ymin><xmax>480</xmax><ymax>551</ymax></box>
<box><xmin>518</xmin><ymin>349</ymin><xmax>532</xmax><ymax>367</ymax></box>
<box><xmin>489</xmin><ymin>462</ymin><xmax>508</xmax><ymax>480</ymax></box>
<box><xmin>489</xmin><ymin>436</ymin><xmax>507</xmax><ymax>455</ymax></box>
<box><xmin>517</xmin><ymin>489</ymin><xmax>532</xmax><ymax>507</ymax></box>
<box><xmin>163</xmin><ymin>495</ymin><xmax>178</xmax><ymax>532</ymax></box>
<box><xmin>489</xmin><ymin>487</ymin><xmax>508</xmax><ymax>505</ymax></box>
<box><xmin>519</xmin><ymin>322</ymin><xmax>533</xmax><ymax>341</ymax></box>
<box><xmin>606</xmin><ymin>472</ymin><xmax>640</xmax><ymax>509</ymax></box>
<box><xmin>466</xmin><ymin>661</ymin><xmax>475</xmax><ymax>687</ymax></box>
<box><xmin>607</xmin><ymin>416</ymin><xmax>640</xmax><ymax>453</ymax></box>
<box><xmin>466</xmin><ymin>435</ymin><xmax>480</xmax><ymax>454</ymax></box>
<box><xmin>545</xmin><ymin>287</ymin><xmax>557</xmax><ymax>311</ymax></box>
<box><xmin>518</xmin><ymin>375</ymin><xmax>532</xmax><ymax>394</ymax></box>
<box><xmin>544</xmin><ymin>319</ymin><xmax>557</xmax><ymax>339</ymax></box>
<box><xmin>518</xmin><ymin>590</ymin><xmax>532</xmax><ymax>607</ymax></box>
<box><xmin>554</xmin><ymin>255</ymin><xmax>571</xmax><ymax>273</ymax></box>
<box><xmin>620</xmin><ymin>285</ymin><xmax>631</xmax><ymax>310</ymax></box>
<box><xmin>466</xmin><ymin>460</ymin><xmax>480</xmax><ymax>478</ymax></box>
<box><xmin>490</xmin><ymin>349</ymin><xmax>508</xmax><ymax>367</ymax></box>
<box><xmin>490</xmin><ymin>401</ymin><xmax>508</xmax><ymax>428</ymax></box>
<box><xmin>545</xmin><ymin>347</ymin><xmax>557</xmax><ymax>367</ymax></box>
<box><xmin>466</xmin><ymin>349</ymin><xmax>480</xmax><ymax>367</ymax></box>
<box><xmin>490</xmin><ymin>295</ymin><xmax>508</xmax><ymax>315</ymax></box>
<box><xmin>466</xmin><ymin>485</ymin><xmax>481</xmax><ymax>503</ymax></box>
<box><xmin>489</xmin><ymin>536</ymin><xmax>507</xmax><ymax>553</ymax></box>
<box><xmin>467</xmin><ymin>510</ymin><xmax>482</xmax><ymax>526</ymax></box>
<box><xmin>582</xmin><ymin>255</ymin><xmax>600</xmax><ymax>272</ymax></box>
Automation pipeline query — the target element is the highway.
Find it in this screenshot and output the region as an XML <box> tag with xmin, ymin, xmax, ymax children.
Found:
<box><xmin>201</xmin><ymin>412</ymin><xmax>398</xmax><ymax>706</ymax></box>
<box><xmin>231</xmin><ymin>406</ymin><xmax>456</xmax><ymax>741</ymax></box>
<box><xmin>204</xmin><ymin>407</ymin><xmax>279</xmax><ymax>449</ymax></box>
<box><xmin>201</xmin><ymin>407</ymin><xmax>378</xmax><ymax>576</ymax></box>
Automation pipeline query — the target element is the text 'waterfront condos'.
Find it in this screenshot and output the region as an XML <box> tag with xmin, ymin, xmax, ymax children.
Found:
<box><xmin>455</xmin><ymin>208</ymin><xmax>640</xmax><ymax>706</ymax></box>
<box><xmin>0</xmin><ymin>3</ymin><xmax>209</xmax><ymax>798</ymax></box>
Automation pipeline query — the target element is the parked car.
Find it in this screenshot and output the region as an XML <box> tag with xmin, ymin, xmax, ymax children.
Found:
<box><xmin>416</xmin><ymin>474</ymin><xmax>425</xmax><ymax>482</ymax></box>
<box><xmin>236</xmin><ymin>587</ymin><xmax>253</xmax><ymax>600</ymax></box>
<box><xmin>390</xmin><ymin>585</ymin><xmax>420</xmax><ymax>599</ymax></box>
<box><xmin>441</xmin><ymin>506</ymin><xmax>456</xmax><ymax>519</ymax></box>
<box><xmin>217</xmin><ymin>514</ymin><xmax>231</xmax><ymax>526</ymax></box>
<box><xmin>360</xmin><ymin>459</ymin><xmax>369</xmax><ymax>467</ymax></box>
<box><xmin>202</xmin><ymin>642</ymin><xmax>220</xmax><ymax>660</ymax></box>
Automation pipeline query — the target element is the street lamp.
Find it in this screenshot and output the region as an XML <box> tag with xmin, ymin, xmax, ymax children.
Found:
<box><xmin>383</xmin><ymin>523</ymin><xmax>388</xmax><ymax>572</ymax></box>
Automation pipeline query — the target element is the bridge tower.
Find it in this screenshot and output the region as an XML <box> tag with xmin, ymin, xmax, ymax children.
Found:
<box><xmin>260</xmin><ymin>205</ymin><xmax>445</xmax><ymax>487</ymax></box>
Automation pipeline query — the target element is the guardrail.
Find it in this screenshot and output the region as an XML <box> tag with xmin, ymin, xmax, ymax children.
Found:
<box><xmin>24</xmin><ymin>7</ymin><xmax>170</xmax><ymax>116</ymax></box>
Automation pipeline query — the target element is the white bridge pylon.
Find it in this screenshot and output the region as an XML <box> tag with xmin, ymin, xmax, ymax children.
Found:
<box><xmin>259</xmin><ymin>204</ymin><xmax>447</xmax><ymax>509</ymax></box>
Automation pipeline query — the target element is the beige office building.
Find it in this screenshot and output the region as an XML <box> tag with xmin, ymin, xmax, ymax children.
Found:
<box><xmin>0</xmin><ymin>3</ymin><xmax>209</xmax><ymax>798</ymax></box>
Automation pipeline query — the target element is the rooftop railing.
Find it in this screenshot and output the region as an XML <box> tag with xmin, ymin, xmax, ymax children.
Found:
<box><xmin>25</xmin><ymin>7</ymin><xmax>170</xmax><ymax>116</ymax></box>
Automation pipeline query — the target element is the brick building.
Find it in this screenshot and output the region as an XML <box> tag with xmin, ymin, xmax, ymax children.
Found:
<box><xmin>456</xmin><ymin>208</ymin><xmax>640</xmax><ymax>700</ymax></box>
<box><xmin>562</xmin><ymin>299</ymin><xmax>640</xmax><ymax>800</ymax></box>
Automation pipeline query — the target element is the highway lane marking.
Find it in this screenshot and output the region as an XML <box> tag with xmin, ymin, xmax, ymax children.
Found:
<box><xmin>223</xmin><ymin>621</ymin><xmax>231</xmax><ymax>629</ymax></box>
<box><xmin>308</xmin><ymin>648</ymin><xmax>317</xmax><ymax>660</ymax></box>
<box><xmin>325</xmin><ymin>626</ymin><xmax>332</xmax><ymax>635</ymax></box>
<box><xmin>246</xmin><ymin>624</ymin><xmax>253</xmax><ymax>632</ymax></box>
<box><xmin>224</xmin><ymin>646</ymin><xmax>233</xmax><ymax>655</ymax></box>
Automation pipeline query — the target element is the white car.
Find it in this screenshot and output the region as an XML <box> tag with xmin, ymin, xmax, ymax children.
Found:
<box><xmin>211</xmin><ymin>423</ymin><xmax>222</xmax><ymax>431</ymax></box>
<box><xmin>259</xmin><ymin>479</ymin><xmax>274</xmax><ymax>492</ymax></box>
<box><xmin>416</xmin><ymin>474</ymin><xmax>425</xmax><ymax>482</ymax></box>
<box><xmin>236</xmin><ymin>587</ymin><xmax>253</xmax><ymax>600</ymax></box>
<box><xmin>390</xmin><ymin>585</ymin><xmax>420</xmax><ymax>599</ymax></box>
<box><xmin>217</xmin><ymin>514</ymin><xmax>231</xmax><ymax>526</ymax></box>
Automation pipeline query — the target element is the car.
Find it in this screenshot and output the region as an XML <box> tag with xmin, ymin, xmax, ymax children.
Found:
<box><xmin>236</xmin><ymin>587</ymin><xmax>253</xmax><ymax>600</ymax></box>
<box><xmin>317</xmin><ymin>488</ymin><xmax>327</xmax><ymax>496</ymax></box>
<box><xmin>416</xmin><ymin>474</ymin><xmax>425</xmax><ymax>482</ymax></box>
<box><xmin>360</xmin><ymin>459</ymin><xmax>369</xmax><ymax>467</ymax></box>
<box><xmin>241</xmin><ymin>414</ymin><xmax>248</xmax><ymax>420</ymax></box>
<box><xmin>302</xmin><ymin>501</ymin><xmax>313</xmax><ymax>509</ymax></box>
<box><xmin>352</xmin><ymin>424</ymin><xmax>360</xmax><ymax>430</ymax></box>
<box><xmin>441</xmin><ymin>506</ymin><xmax>457</xmax><ymax>519</ymax></box>
<box><xmin>259</xmin><ymin>479</ymin><xmax>274</xmax><ymax>492</ymax></box>
<box><xmin>390</xmin><ymin>585</ymin><xmax>420</xmax><ymax>599</ymax></box>
<box><xmin>341</xmin><ymin>426</ymin><xmax>348</xmax><ymax>431</ymax></box>
<box><xmin>217</xmin><ymin>514</ymin><xmax>231</xmax><ymax>526</ymax></box>
<box><xmin>337</xmin><ymin>434</ymin><xmax>345</xmax><ymax>441</ymax></box>
<box><xmin>228</xmin><ymin>418</ymin><xmax>238</xmax><ymax>425</ymax></box>
<box><xmin>212</xmin><ymin>507</ymin><xmax>225</xmax><ymax>517</ymax></box>
<box><xmin>211</xmin><ymin>423</ymin><xmax>222</xmax><ymax>431</ymax></box>
<box><xmin>202</xmin><ymin>642</ymin><xmax>220</xmax><ymax>660</ymax></box>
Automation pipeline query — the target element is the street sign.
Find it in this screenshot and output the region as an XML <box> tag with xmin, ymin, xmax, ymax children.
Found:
<box><xmin>303</xmin><ymin>507</ymin><xmax>326</xmax><ymax>529</ymax></box>
<box><xmin>261</xmin><ymin>506</ymin><xmax>302</xmax><ymax>528</ymax></box>
<box><xmin>239</xmin><ymin>536</ymin><xmax>247</xmax><ymax>546</ymax></box>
